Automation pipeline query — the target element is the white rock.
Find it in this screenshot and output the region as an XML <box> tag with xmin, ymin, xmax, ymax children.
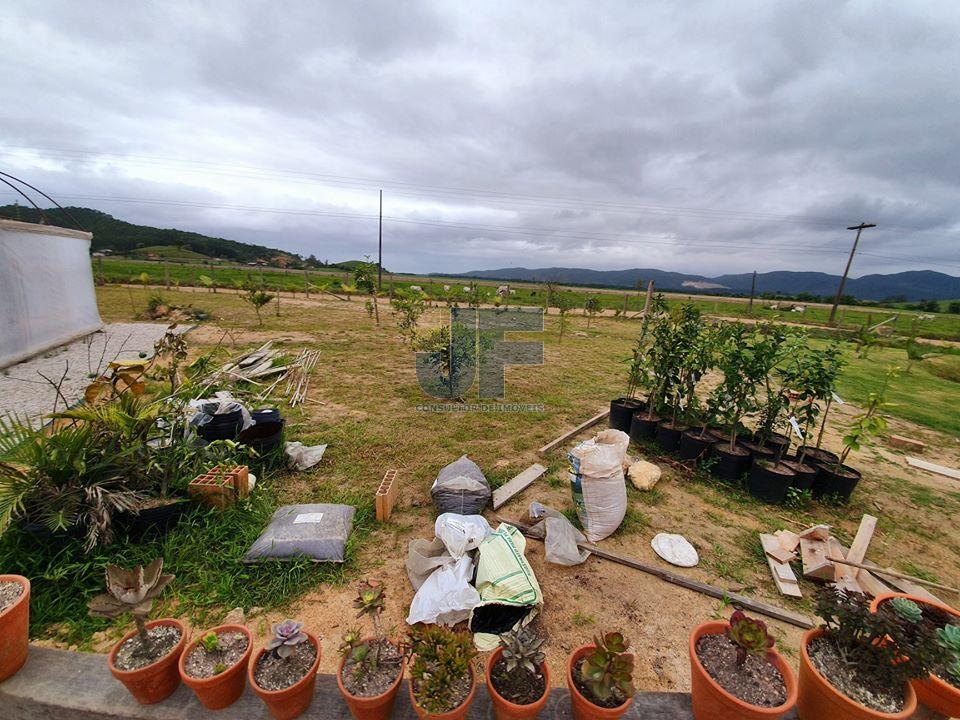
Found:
<box><xmin>628</xmin><ymin>460</ymin><xmax>661</xmax><ymax>490</ymax></box>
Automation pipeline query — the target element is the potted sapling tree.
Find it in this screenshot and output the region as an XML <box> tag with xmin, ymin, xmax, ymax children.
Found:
<box><xmin>798</xmin><ymin>343</ymin><xmax>845</xmax><ymax>468</ymax></box>
<box><xmin>250</xmin><ymin>619</ymin><xmax>321</xmax><ymax>720</ymax></box>
<box><xmin>813</xmin><ymin>365</ymin><xmax>898</xmax><ymax>503</ymax></box>
<box><xmin>611</xmin><ymin>294</ymin><xmax>664</xmax><ymax>431</ymax></box>
<box><xmin>566</xmin><ymin>631</ymin><xmax>635</xmax><ymax>720</ymax></box>
<box><xmin>407</xmin><ymin>624</ymin><xmax>478</xmax><ymax>720</ymax></box>
<box><xmin>179</xmin><ymin>621</ymin><xmax>253</xmax><ymax>709</ymax></box>
<box><xmin>88</xmin><ymin>558</ymin><xmax>185</xmax><ymax>705</ymax></box>
<box><xmin>337</xmin><ymin>581</ymin><xmax>405</xmax><ymax>720</ymax></box>
<box><xmin>630</xmin><ymin>304</ymin><xmax>680</xmax><ymax>442</ymax></box>
<box><xmin>869</xmin><ymin>593</ymin><xmax>960</xmax><ymax>718</ymax></box>
<box><xmin>0</xmin><ymin>573</ymin><xmax>29</xmax><ymax>682</ymax></box>
<box><xmin>797</xmin><ymin>588</ymin><xmax>940</xmax><ymax>720</ymax></box>
<box><xmin>708</xmin><ymin>324</ymin><xmax>760</xmax><ymax>482</ymax></box>
<box><xmin>656</xmin><ymin>306</ymin><xmax>709</xmax><ymax>454</ymax></box>
<box><xmin>485</xmin><ymin>627</ymin><xmax>550</xmax><ymax>720</ymax></box>
<box><xmin>689</xmin><ymin>609</ymin><xmax>797</xmax><ymax>719</ymax></box>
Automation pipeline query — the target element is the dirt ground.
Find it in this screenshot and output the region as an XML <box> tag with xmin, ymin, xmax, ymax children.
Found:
<box><xmin>83</xmin><ymin>287</ymin><xmax>960</xmax><ymax>691</ymax></box>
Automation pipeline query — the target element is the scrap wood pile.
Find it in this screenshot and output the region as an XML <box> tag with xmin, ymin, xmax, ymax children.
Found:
<box><xmin>761</xmin><ymin>514</ymin><xmax>954</xmax><ymax>605</ymax></box>
<box><xmin>198</xmin><ymin>341</ymin><xmax>321</xmax><ymax>406</ymax></box>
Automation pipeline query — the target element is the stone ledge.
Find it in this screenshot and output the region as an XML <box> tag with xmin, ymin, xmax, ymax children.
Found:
<box><xmin>0</xmin><ymin>646</ymin><xmax>801</xmax><ymax>719</ymax></box>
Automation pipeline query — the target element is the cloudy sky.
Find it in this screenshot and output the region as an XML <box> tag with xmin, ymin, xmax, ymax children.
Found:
<box><xmin>2</xmin><ymin>1</ymin><xmax>958</xmax><ymax>277</ymax></box>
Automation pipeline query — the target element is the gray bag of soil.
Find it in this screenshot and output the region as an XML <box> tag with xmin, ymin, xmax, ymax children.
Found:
<box><xmin>242</xmin><ymin>503</ymin><xmax>354</xmax><ymax>563</ymax></box>
<box><xmin>431</xmin><ymin>455</ymin><xmax>491</xmax><ymax>515</ymax></box>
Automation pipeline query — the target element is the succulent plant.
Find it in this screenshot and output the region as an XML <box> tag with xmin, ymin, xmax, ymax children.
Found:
<box><xmin>200</xmin><ymin>632</ymin><xmax>221</xmax><ymax>654</ymax></box>
<box><xmin>936</xmin><ymin>624</ymin><xmax>960</xmax><ymax>655</ymax></box>
<box><xmin>353</xmin><ymin>581</ymin><xmax>386</xmax><ymax>637</ymax></box>
<box><xmin>890</xmin><ymin>597</ymin><xmax>923</xmax><ymax>624</ymax></box>
<box><xmin>408</xmin><ymin>624</ymin><xmax>477</xmax><ymax>714</ymax></box>
<box><xmin>947</xmin><ymin>657</ymin><xmax>960</xmax><ymax>683</ymax></box>
<box><xmin>727</xmin><ymin>610</ymin><xmax>774</xmax><ymax>666</ymax></box>
<box><xmin>499</xmin><ymin>627</ymin><xmax>546</xmax><ymax>675</ymax></box>
<box><xmin>579</xmin><ymin>631</ymin><xmax>635</xmax><ymax>703</ymax></box>
<box><xmin>87</xmin><ymin>557</ymin><xmax>174</xmax><ymax>650</ymax></box>
<box><xmin>267</xmin><ymin>619</ymin><xmax>308</xmax><ymax>659</ymax></box>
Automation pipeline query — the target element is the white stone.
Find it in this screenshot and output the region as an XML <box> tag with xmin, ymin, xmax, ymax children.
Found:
<box><xmin>628</xmin><ymin>460</ymin><xmax>661</xmax><ymax>490</ymax></box>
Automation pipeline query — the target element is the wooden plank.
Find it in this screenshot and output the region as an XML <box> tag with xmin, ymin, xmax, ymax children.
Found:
<box><xmin>537</xmin><ymin>410</ymin><xmax>610</xmax><ymax>456</ymax></box>
<box><xmin>828</xmin><ymin>537</ymin><xmax>854</xmax><ymax>583</ymax></box>
<box><xmin>774</xmin><ymin>529</ymin><xmax>801</xmax><ymax>554</ymax></box>
<box><xmin>825</xmin><ymin>556</ymin><xmax>959</xmax><ymax>596</ymax></box>
<box><xmin>845</xmin><ymin>515</ymin><xmax>878</xmax><ymax>572</ymax></box>
<box><xmin>375</xmin><ymin>469</ymin><xmax>399</xmax><ymax>522</ymax></box>
<box><xmin>760</xmin><ymin>534</ymin><xmax>802</xmax><ymax>598</ymax></box>
<box><xmin>874</xmin><ymin>573</ymin><xmax>946</xmax><ymax>606</ymax></box>
<box><xmin>856</xmin><ymin>570</ymin><xmax>893</xmax><ymax>598</ymax></box>
<box><xmin>499</xmin><ymin>516</ymin><xmax>814</xmax><ymax>629</ymax></box>
<box><xmin>798</xmin><ymin>524</ymin><xmax>831</xmax><ymax>541</ymax></box>
<box><xmin>492</xmin><ymin>463</ymin><xmax>547</xmax><ymax>509</ymax></box>
<box><xmin>764</xmin><ymin>543</ymin><xmax>797</xmax><ymax>565</ymax></box>
<box><xmin>906</xmin><ymin>456</ymin><xmax>960</xmax><ymax>481</ymax></box>
<box><xmin>888</xmin><ymin>434</ymin><xmax>926</xmax><ymax>453</ymax></box>
<box><xmin>800</xmin><ymin>537</ymin><xmax>835</xmax><ymax>580</ymax></box>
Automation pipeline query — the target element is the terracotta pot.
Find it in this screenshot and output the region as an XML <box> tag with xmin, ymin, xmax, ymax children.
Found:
<box><xmin>0</xmin><ymin>574</ymin><xmax>30</xmax><ymax>682</ymax></box>
<box><xmin>689</xmin><ymin>621</ymin><xmax>797</xmax><ymax>720</ymax></box>
<box><xmin>870</xmin><ymin>593</ymin><xmax>960</xmax><ymax>718</ymax></box>
<box><xmin>797</xmin><ymin>628</ymin><xmax>917</xmax><ymax>720</ymax></box>
<box><xmin>566</xmin><ymin>645</ymin><xmax>634</xmax><ymax>720</ymax></box>
<box><xmin>179</xmin><ymin>623</ymin><xmax>253</xmax><ymax>710</ymax></box>
<box><xmin>108</xmin><ymin>618</ymin><xmax>187</xmax><ymax>705</ymax></box>
<box><xmin>407</xmin><ymin>663</ymin><xmax>476</xmax><ymax>720</ymax></box>
<box><xmin>336</xmin><ymin>637</ymin><xmax>404</xmax><ymax>720</ymax></box>
<box><xmin>485</xmin><ymin>646</ymin><xmax>551</xmax><ymax>720</ymax></box>
<box><xmin>250</xmin><ymin>632</ymin><xmax>321</xmax><ymax>720</ymax></box>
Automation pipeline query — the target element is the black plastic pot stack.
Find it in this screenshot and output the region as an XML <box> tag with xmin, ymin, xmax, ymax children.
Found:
<box><xmin>239</xmin><ymin>408</ymin><xmax>285</xmax><ymax>457</ymax></box>
<box><xmin>609</xmin><ymin>397</ymin><xmax>644</xmax><ymax>432</ymax></box>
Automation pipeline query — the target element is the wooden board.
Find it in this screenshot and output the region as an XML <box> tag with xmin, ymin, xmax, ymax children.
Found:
<box><xmin>800</xmin><ymin>537</ymin><xmax>835</xmax><ymax>580</ymax></box>
<box><xmin>798</xmin><ymin>524</ymin><xmax>831</xmax><ymax>541</ymax></box>
<box><xmin>828</xmin><ymin>537</ymin><xmax>855</xmax><ymax>584</ymax></box>
<box><xmin>845</xmin><ymin>515</ymin><xmax>877</xmax><ymax>571</ymax></box>
<box><xmin>764</xmin><ymin>543</ymin><xmax>797</xmax><ymax>565</ymax></box>
<box><xmin>537</xmin><ymin>410</ymin><xmax>610</xmax><ymax>456</ymax></box>
<box><xmin>499</xmin><ymin>517</ymin><xmax>815</xmax><ymax>629</ymax></box>
<box><xmin>906</xmin><ymin>456</ymin><xmax>960</xmax><ymax>481</ymax></box>
<box><xmin>760</xmin><ymin>534</ymin><xmax>802</xmax><ymax>598</ymax></box>
<box><xmin>874</xmin><ymin>572</ymin><xmax>946</xmax><ymax>605</ymax></box>
<box><xmin>375</xmin><ymin>469</ymin><xmax>399</xmax><ymax>522</ymax></box>
<box><xmin>856</xmin><ymin>570</ymin><xmax>893</xmax><ymax>598</ymax></box>
<box><xmin>774</xmin><ymin>529</ymin><xmax>801</xmax><ymax>553</ymax></box>
<box><xmin>888</xmin><ymin>434</ymin><xmax>926</xmax><ymax>453</ymax></box>
<box><xmin>492</xmin><ymin>463</ymin><xmax>547</xmax><ymax>509</ymax></box>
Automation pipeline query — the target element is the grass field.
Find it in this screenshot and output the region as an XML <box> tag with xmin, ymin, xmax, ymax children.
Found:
<box><xmin>6</xmin><ymin>283</ymin><xmax>959</xmax><ymax>687</ymax></box>
<box><xmin>94</xmin><ymin>257</ymin><xmax>960</xmax><ymax>341</ymax></box>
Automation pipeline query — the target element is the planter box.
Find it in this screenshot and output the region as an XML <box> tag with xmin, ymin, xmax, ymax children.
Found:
<box><xmin>188</xmin><ymin>465</ymin><xmax>249</xmax><ymax>510</ymax></box>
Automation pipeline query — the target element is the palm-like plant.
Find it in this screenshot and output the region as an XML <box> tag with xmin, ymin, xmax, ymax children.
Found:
<box><xmin>88</xmin><ymin>558</ymin><xmax>174</xmax><ymax>652</ymax></box>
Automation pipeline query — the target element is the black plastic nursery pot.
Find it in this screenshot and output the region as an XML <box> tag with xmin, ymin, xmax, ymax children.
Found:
<box><xmin>812</xmin><ymin>463</ymin><xmax>862</xmax><ymax>503</ymax></box>
<box><xmin>655</xmin><ymin>422</ymin><xmax>686</xmax><ymax>454</ymax></box>
<box><xmin>782</xmin><ymin>459</ymin><xmax>817</xmax><ymax>491</ymax></box>
<box><xmin>126</xmin><ymin>499</ymin><xmax>189</xmax><ymax>537</ymax></box>
<box><xmin>678</xmin><ymin>429</ymin><xmax>714</xmax><ymax>461</ymax></box>
<box><xmin>610</xmin><ymin>397</ymin><xmax>644</xmax><ymax>432</ymax></box>
<box><xmin>741</xmin><ymin>440</ymin><xmax>776</xmax><ymax>463</ymax></box>
<box><xmin>748</xmin><ymin>461</ymin><xmax>796</xmax><ymax>504</ymax></box>
<box><xmin>251</xmin><ymin>407</ymin><xmax>282</xmax><ymax>424</ymax></box>
<box><xmin>629</xmin><ymin>412</ymin><xmax>661</xmax><ymax>443</ymax></box>
<box><xmin>799</xmin><ymin>446</ymin><xmax>839</xmax><ymax>467</ymax></box>
<box><xmin>238</xmin><ymin>419</ymin><xmax>285</xmax><ymax>457</ymax></box>
<box><xmin>709</xmin><ymin>442</ymin><xmax>751</xmax><ymax>482</ymax></box>
<box><xmin>197</xmin><ymin>406</ymin><xmax>244</xmax><ymax>442</ymax></box>
<box><xmin>763</xmin><ymin>432</ymin><xmax>791</xmax><ymax>458</ymax></box>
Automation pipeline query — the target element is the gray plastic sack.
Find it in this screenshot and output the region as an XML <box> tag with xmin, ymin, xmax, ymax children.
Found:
<box><xmin>242</xmin><ymin>504</ymin><xmax>354</xmax><ymax>563</ymax></box>
<box><xmin>528</xmin><ymin>502</ymin><xmax>591</xmax><ymax>566</ymax></box>
<box><xmin>431</xmin><ymin>455</ymin><xmax>491</xmax><ymax>515</ymax></box>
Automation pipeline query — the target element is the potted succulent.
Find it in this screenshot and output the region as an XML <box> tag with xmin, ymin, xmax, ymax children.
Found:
<box><xmin>566</xmin><ymin>631</ymin><xmax>635</xmax><ymax>720</ymax></box>
<box><xmin>485</xmin><ymin>627</ymin><xmax>551</xmax><ymax>720</ymax></box>
<box><xmin>870</xmin><ymin>593</ymin><xmax>960</xmax><ymax>718</ymax></box>
<box><xmin>407</xmin><ymin>624</ymin><xmax>477</xmax><ymax>719</ymax></box>
<box><xmin>250</xmin><ymin>619</ymin><xmax>321</xmax><ymax>720</ymax></box>
<box><xmin>0</xmin><ymin>574</ymin><xmax>29</xmax><ymax>682</ymax></box>
<box><xmin>814</xmin><ymin>366</ymin><xmax>898</xmax><ymax>503</ymax></box>
<box><xmin>797</xmin><ymin>588</ymin><xmax>939</xmax><ymax>720</ymax></box>
<box><xmin>337</xmin><ymin>582</ymin><xmax>405</xmax><ymax>720</ymax></box>
<box><xmin>179</xmin><ymin>623</ymin><xmax>253</xmax><ymax>709</ymax></box>
<box><xmin>88</xmin><ymin>558</ymin><xmax>185</xmax><ymax>705</ymax></box>
<box><xmin>689</xmin><ymin>610</ymin><xmax>797</xmax><ymax>719</ymax></box>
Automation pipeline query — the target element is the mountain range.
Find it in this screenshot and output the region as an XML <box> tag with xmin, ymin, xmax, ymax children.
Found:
<box><xmin>455</xmin><ymin>267</ymin><xmax>960</xmax><ymax>301</ymax></box>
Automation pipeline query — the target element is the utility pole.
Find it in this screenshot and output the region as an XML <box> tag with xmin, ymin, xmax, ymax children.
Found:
<box><xmin>748</xmin><ymin>270</ymin><xmax>756</xmax><ymax>315</ymax></box>
<box><xmin>829</xmin><ymin>222</ymin><xmax>876</xmax><ymax>324</ymax></box>
<box><xmin>377</xmin><ymin>189</ymin><xmax>383</xmax><ymax>290</ymax></box>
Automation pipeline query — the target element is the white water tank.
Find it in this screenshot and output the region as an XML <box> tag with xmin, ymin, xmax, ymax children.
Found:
<box><xmin>0</xmin><ymin>219</ymin><xmax>103</xmax><ymax>369</ymax></box>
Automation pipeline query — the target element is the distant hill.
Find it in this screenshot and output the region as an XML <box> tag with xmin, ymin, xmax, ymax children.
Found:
<box><xmin>0</xmin><ymin>205</ymin><xmax>298</xmax><ymax>264</ymax></box>
<box><xmin>455</xmin><ymin>267</ymin><xmax>960</xmax><ymax>301</ymax></box>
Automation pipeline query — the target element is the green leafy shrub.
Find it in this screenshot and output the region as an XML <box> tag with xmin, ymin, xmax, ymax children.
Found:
<box><xmin>408</xmin><ymin>624</ymin><xmax>476</xmax><ymax>713</ymax></box>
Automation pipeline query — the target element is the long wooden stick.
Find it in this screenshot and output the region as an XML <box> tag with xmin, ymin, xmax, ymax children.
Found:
<box><xmin>826</xmin><ymin>557</ymin><xmax>958</xmax><ymax>595</ymax></box>
<box><xmin>537</xmin><ymin>410</ymin><xmax>609</xmax><ymax>456</ymax></box>
<box><xmin>499</xmin><ymin>517</ymin><xmax>814</xmax><ymax>629</ymax></box>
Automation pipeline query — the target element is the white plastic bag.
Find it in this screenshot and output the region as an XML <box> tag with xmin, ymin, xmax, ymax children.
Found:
<box><xmin>406</xmin><ymin>555</ymin><xmax>480</xmax><ymax>626</ymax></box>
<box><xmin>435</xmin><ymin>513</ymin><xmax>492</xmax><ymax>558</ymax></box>
<box><xmin>284</xmin><ymin>442</ymin><xmax>328</xmax><ymax>471</ymax></box>
<box><xmin>528</xmin><ymin>502</ymin><xmax>590</xmax><ymax>565</ymax></box>
<box><xmin>567</xmin><ymin>429</ymin><xmax>629</xmax><ymax>542</ymax></box>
